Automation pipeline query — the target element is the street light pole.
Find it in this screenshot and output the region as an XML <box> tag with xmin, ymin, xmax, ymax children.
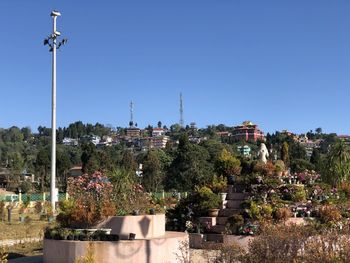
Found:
<box><xmin>51</xmin><ymin>11</ymin><xmax>58</xmax><ymax>213</ymax></box>
<box><xmin>44</xmin><ymin>10</ymin><xmax>67</xmax><ymax>212</ymax></box>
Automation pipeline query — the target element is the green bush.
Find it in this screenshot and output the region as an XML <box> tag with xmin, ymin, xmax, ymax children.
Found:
<box><xmin>248</xmin><ymin>201</ymin><xmax>261</xmax><ymax>221</ymax></box>
<box><xmin>196</xmin><ymin>186</ymin><xmax>220</xmax><ymax>215</ymax></box>
<box><xmin>226</xmin><ymin>214</ymin><xmax>244</xmax><ymax>234</ymax></box>
<box><xmin>292</xmin><ymin>187</ymin><xmax>306</xmax><ymax>202</ymax></box>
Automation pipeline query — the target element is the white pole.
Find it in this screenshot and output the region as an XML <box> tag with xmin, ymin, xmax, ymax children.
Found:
<box><xmin>51</xmin><ymin>13</ymin><xmax>58</xmax><ymax>212</ymax></box>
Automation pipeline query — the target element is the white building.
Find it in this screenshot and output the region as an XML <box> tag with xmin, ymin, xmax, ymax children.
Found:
<box><xmin>151</xmin><ymin>136</ymin><xmax>169</xmax><ymax>149</ymax></box>
<box><xmin>152</xmin><ymin>128</ymin><xmax>165</xmax><ymax>137</ymax></box>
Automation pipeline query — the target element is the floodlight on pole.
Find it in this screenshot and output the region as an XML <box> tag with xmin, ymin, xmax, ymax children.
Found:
<box><xmin>44</xmin><ymin>10</ymin><xmax>67</xmax><ymax>212</ymax></box>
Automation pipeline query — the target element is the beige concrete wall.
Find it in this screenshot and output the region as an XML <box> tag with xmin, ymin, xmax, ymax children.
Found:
<box><xmin>96</xmin><ymin>214</ymin><xmax>165</xmax><ymax>240</ymax></box>
<box><xmin>43</xmin><ymin>231</ymin><xmax>188</xmax><ymax>263</ymax></box>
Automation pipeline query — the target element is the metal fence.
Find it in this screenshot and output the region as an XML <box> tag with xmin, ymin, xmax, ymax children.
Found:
<box><xmin>0</xmin><ymin>192</ymin><xmax>186</xmax><ymax>203</ymax></box>
<box><xmin>0</xmin><ymin>193</ymin><xmax>67</xmax><ymax>203</ymax></box>
<box><xmin>150</xmin><ymin>192</ymin><xmax>188</xmax><ymax>199</ymax></box>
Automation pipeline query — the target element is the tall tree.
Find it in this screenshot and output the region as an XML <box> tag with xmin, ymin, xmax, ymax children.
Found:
<box><xmin>142</xmin><ymin>149</ymin><xmax>163</xmax><ymax>192</ymax></box>
<box><xmin>281</xmin><ymin>142</ymin><xmax>290</xmax><ymax>168</ymax></box>
<box><xmin>167</xmin><ymin>134</ymin><xmax>212</xmax><ymax>191</ymax></box>
<box><xmin>214</xmin><ymin>149</ymin><xmax>241</xmax><ymax>177</ymax></box>
<box><xmin>81</xmin><ymin>142</ymin><xmax>98</xmax><ymax>174</ymax></box>
<box><xmin>36</xmin><ymin>147</ymin><xmax>50</xmax><ymax>191</ymax></box>
<box><xmin>323</xmin><ymin>140</ymin><xmax>350</xmax><ymax>185</ymax></box>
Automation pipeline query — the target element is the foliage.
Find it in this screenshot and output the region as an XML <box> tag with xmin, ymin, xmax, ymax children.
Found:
<box><xmin>215</xmin><ymin>149</ymin><xmax>241</xmax><ymax>177</ymax></box>
<box><xmin>166</xmin><ymin>186</ymin><xmax>220</xmax><ymax>231</ymax></box>
<box><xmin>225</xmin><ymin>214</ymin><xmax>244</xmax><ymax>234</ymax></box>
<box><xmin>318</xmin><ymin>205</ymin><xmax>342</xmax><ymax>224</ymax></box>
<box><xmin>166</xmin><ymin>134</ymin><xmax>213</xmax><ymax>191</ymax></box>
<box><xmin>0</xmin><ymin>246</ymin><xmax>8</xmax><ymax>263</ymax></box>
<box><xmin>253</xmin><ymin>161</ymin><xmax>275</xmax><ymax>176</ymax></box>
<box><xmin>57</xmin><ymin>171</ymin><xmax>116</xmax><ymax>228</ymax></box>
<box><xmin>195</xmin><ymin>186</ymin><xmax>221</xmax><ymax>215</ymax></box>
<box><xmin>209</xmin><ymin>175</ymin><xmax>228</xmax><ymax>194</ymax></box>
<box><xmin>281</xmin><ymin>142</ymin><xmax>290</xmax><ymax>168</ymax></box>
<box><xmin>275</xmin><ymin>207</ymin><xmax>292</xmax><ymax>222</ymax></box>
<box><xmin>274</xmin><ymin>160</ymin><xmax>285</xmax><ymax>173</ymax></box>
<box><xmin>290</xmin><ymin>158</ymin><xmax>315</xmax><ymax>173</ymax></box>
<box><xmin>108</xmin><ymin>169</ymin><xmax>155</xmax><ymax>215</ymax></box>
<box><xmin>323</xmin><ymin>140</ymin><xmax>350</xmax><ymax>185</ymax></box>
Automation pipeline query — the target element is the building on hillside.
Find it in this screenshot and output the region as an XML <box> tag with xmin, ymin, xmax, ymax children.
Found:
<box><xmin>237</xmin><ymin>145</ymin><xmax>251</xmax><ymax>157</ymax></box>
<box><xmin>97</xmin><ymin>136</ymin><xmax>113</xmax><ymax>147</ymax></box>
<box><xmin>232</xmin><ymin>121</ymin><xmax>265</xmax><ymax>142</ymax></box>
<box><xmin>62</xmin><ymin>137</ymin><xmax>79</xmax><ymax>146</ymax></box>
<box><xmin>80</xmin><ymin>135</ymin><xmax>101</xmax><ymax>145</ymax></box>
<box><xmin>151</xmin><ymin>136</ymin><xmax>169</xmax><ymax>149</ymax></box>
<box><xmin>152</xmin><ymin>128</ymin><xmax>165</xmax><ymax>137</ymax></box>
<box><xmin>297</xmin><ymin>135</ymin><xmax>322</xmax><ymax>157</ymax></box>
<box><xmin>126</xmin><ymin>127</ymin><xmax>141</xmax><ymax>138</ymax></box>
<box><xmin>68</xmin><ymin>166</ymin><xmax>83</xmax><ymax>178</ymax></box>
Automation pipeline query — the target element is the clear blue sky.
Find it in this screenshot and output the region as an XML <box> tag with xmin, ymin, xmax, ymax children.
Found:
<box><xmin>1</xmin><ymin>0</ymin><xmax>349</xmax><ymax>135</ymax></box>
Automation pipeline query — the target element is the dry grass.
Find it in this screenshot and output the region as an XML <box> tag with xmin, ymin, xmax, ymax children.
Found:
<box><xmin>0</xmin><ymin>213</ymin><xmax>50</xmax><ymax>240</ymax></box>
<box><xmin>5</xmin><ymin>241</ymin><xmax>43</xmax><ymax>260</ymax></box>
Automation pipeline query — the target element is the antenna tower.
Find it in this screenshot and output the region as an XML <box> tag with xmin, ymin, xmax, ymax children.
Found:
<box><xmin>130</xmin><ymin>101</ymin><xmax>134</xmax><ymax>126</ymax></box>
<box><xmin>179</xmin><ymin>93</ymin><xmax>184</xmax><ymax>127</ymax></box>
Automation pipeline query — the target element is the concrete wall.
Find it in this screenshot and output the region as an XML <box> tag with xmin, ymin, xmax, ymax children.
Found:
<box><xmin>43</xmin><ymin>232</ymin><xmax>189</xmax><ymax>263</ymax></box>
<box><xmin>95</xmin><ymin>214</ymin><xmax>165</xmax><ymax>240</ymax></box>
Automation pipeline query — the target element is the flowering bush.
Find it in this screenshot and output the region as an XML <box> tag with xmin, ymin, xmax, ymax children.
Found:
<box><xmin>57</xmin><ymin>171</ymin><xmax>116</xmax><ymax>228</ymax></box>
<box><xmin>295</xmin><ymin>171</ymin><xmax>320</xmax><ymax>184</ymax></box>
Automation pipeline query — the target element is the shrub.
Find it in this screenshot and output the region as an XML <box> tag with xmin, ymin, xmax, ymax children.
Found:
<box><xmin>338</xmin><ymin>182</ymin><xmax>350</xmax><ymax>198</ymax></box>
<box><xmin>261</xmin><ymin>204</ymin><xmax>273</xmax><ymax>220</ymax></box>
<box><xmin>292</xmin><ymin>187</ymin><xmax>306</xmax><ymax>202</ymax></box>
<box><xmin>275</xmin><ymin>207</ymin><xmax>292</xmax><ymax>222</ymax></box>
<box><xmin>226</xmin><ymin>214</ymin><xmax>244</xmax><ymax>234</ymax></box>
<box><xmin>318</xmin><ymin>205</ymin><xmax>342</xmax><ymax>224</ymax></box>
<box><xmin>195</xmin><ymin>186</ymin><xmax>220</xmax><ymax>215</ymax></box>
<box><xmin>275</xmin><ymin>160</ymin><xmax>285</xmax><ymax>173</ymax></box>
<box><xmin>58</xmin><ymin>172</ymin><xmax>116</xmax><ymax>228</ymax></box>
<box><xmin>34</xmin><ymin>202</ymin><xmax>42</xmax><ymax>214</ymax></box>
<box><xmin>210</xmin><ymin>175</ymin><xmax>228</xmax><ymax>194</ymax></box>
<box><xmin>248</xmin><ymin>201</ymin><xmax>261</xmax><ymax>221</ymax></box>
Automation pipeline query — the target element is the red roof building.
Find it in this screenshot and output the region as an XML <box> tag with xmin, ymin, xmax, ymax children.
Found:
<box><xmin>232</xmin><ymin>121</ymin><xmax>265</xmax><ymax>142</ymax></box>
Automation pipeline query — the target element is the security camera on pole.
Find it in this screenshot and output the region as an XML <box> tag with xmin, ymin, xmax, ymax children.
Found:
<box><xmin>44</xmin><ymin>10</ymin><xmax>67</xmax><ymax>212</ymax></box>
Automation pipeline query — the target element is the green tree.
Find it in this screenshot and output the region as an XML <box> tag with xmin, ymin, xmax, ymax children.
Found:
<box><xmin>281</xmin><ymin>142</ymin><xmax>290</xmax><ymax>168</ymax></box>
<box><xmin>120</xmin><ymin>150</ymin><xmax>137</xmax><ymax>172</ymax></box>
<box><xmin>215</xmin><ymin>149</ymin><xmax>241</xmax><ymax>177</ymax></box>
<box><xmin>166</xmin><ymin>134</ymin><xmax>212</xmax><ymax>191</ymax></box>
<box><xmin>315</xmin><ymin>127</ymin><xmax>322</xmax><ymax>135</ymax></box>
<box><xmin>142</xmin><ymin>149</ymin><xmax>163</xmax><ymax>192</ymax></box>
<box><xmin>36</xmin><ymin>147</ymin><xmax>50</xmax><ymax>191</ymax></box>
<box><xmin>323</xmin><ymin>140</ymin><xmax>350</xmax><ymax>185</ymax></box>
<box><xmin>56</xmin><ymin>146</ymin><xmax>72</xmax><ymax>191</ymax></box>
<box><xmin>81</xmin><ymin>143</ymin><xmax>99</xmax><ymax>174</ymax></box>
<box><xmin>310</xmin><ymin>148</ymin><xmax>322</xmax><ymax>171</ymax></box>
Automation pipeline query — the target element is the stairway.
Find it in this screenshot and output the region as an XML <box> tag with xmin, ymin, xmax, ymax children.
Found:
<box><xmin>204</xmin><ymin>185</ymin><xmax>249</xmax><ymax>234</ymax></box>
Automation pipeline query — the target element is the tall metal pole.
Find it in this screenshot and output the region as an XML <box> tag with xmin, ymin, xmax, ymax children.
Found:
<box><xmin>50</xmin><ymin>12</ymin><xmax>58</xmax><ymax>212</ymax></box>
<box><xmin>44</xmin><ymin>10</ymin><xmax>67</xmax><ymax>213</ymax></box>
